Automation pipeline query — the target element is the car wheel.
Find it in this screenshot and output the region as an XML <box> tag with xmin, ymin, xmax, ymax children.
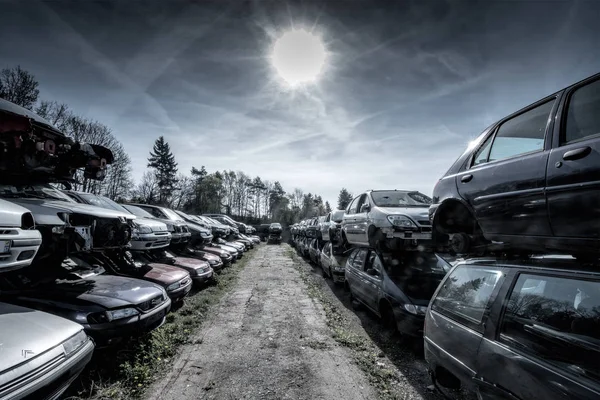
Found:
<box><xmin>380</xmin><ymin>302</ymin><xmax>397</xmax><ymax>332</ymax></box>
<box><xmin>450</xmin><ymin>232</ymin><xmax>470</xmax><ymax>254</ymax></box>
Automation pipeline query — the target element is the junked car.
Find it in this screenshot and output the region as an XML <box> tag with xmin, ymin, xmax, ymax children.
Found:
<box><xmin>127</xmin><ymin>204</ymin><xmax>192</xmax><ymax>245</ymax></box>
<box><xmin>308</xmin><ymin>238</ymin><xmax>321</xmax><ymax>266</ymax></box>
<box><xmin>121</xmin><ymin>204</ymin><xmax>188</xmax><ymax>245</ymax></box>
<box><xmin>321</xmin><ymin>210</ymin><xmax>345</xmax><ymax>243</ymax></box>
<box><xmin>194</xmin><ymin>215</ymin><xmax>230</xmax><ymax>238</ymax></box>
<box><xmin>0</xmin><ymin>302</ymin><xmax>95</xmax><ymax>400</ymax></box>
<box><xmin>0</xmin><ymin>183</ymin><xmax>133</xmax><ymax>267</ymax></box>
<box><xmin>342</xmin><ymin>190</ymin><xmax>433</xmax><ymax>251</ymax></box>
<box><xmin>134</xmin><ymin>249</ymin><xmax>214</xmax><ymax>284</ymax></box>
<box><xmin>320</xmin><ymin>242</ymin><xmax>348</xmax><ymax>285</ymax></box>
<box><xmin>430</xmin><ymin>72</ymin><xmax>600</xmax><ymax>259</ymax></box>
<box><xmin>0</xmin><ymin>259</ymin><xmax>171</xmax><ymax>346</ymax></box>
<box><xmin>305</xmin><ymin>217</ymin><xmax>319</xmax><ymax>239</ymax></box>
<box><xmin>0</xmin><ymin>199</ymin><xmax>42</xmax><ymax>272</ymax></box>
<box><xmin>425</xmin><ymin>257</ymin><xmax>600</xmax><ymax>400</ymax></box>
<box><xmin>200</xmin><ymin>244</ymin><xmax>234</xmax><ymax>266</ymax></box>
<box><xmin>345</xmin><ymin>249</ymin><xmax>450</xmax><ymax>337</ymax></box>
<box><xmin>65</xmin><ymin>191</ymin><xmax>172</xmax><ymax>251</ymax></box>
<box><xmin>203</xmin><ymin>214</ymin><xmax>240</xmax><ymax>236</ymax></box>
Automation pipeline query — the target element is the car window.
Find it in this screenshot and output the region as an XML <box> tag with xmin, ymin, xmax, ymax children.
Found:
<box><xmin>350</xmin><ymin>248</ymin><xmax>368</xmax><ymax>271</ymax></box>
<box><xmin>564</xmin><ymin>78</ymin><xmax>600</xmax><ymax>144</ymax></box>
<box><xmin>371</xmin><ymin>190</ymin><xmax>432</xmax><ymax>207</ymax></box>
<box><xmin>432</xmin><ymin>266</ymin><xmax>503</xmax><ymax>324</ymax></box>
<box><xmin>483</xmin><ymin>100</ymin><xmax>554</xmax><ymax>163</ymax></box>
<box><xmin>122</xmin><ymin>205</ymin><xmax>155</xmax><ymax>219</ymax></box>
<box><xmin>347</xmin><ymin>196</ymin><xmax>361</xmax><ymax>214</ymax></box>
<box><xmin>322</xmin><ymin>242</ymin><xmax>331</xmax><ymax>254</ymax></box>
<box><xmin>472</xmin><ymin>133</ymin><xmax>494</xmax><ymax>166</ymax></box>
<box><xmin>501</xmin><ymin>274</ymin><xmax>600</xmax><ymax>382</ymax></box>
<box><xmin>140</xmin><ymin>206</ymin><xmax>164</xmax><ymax>219</ymax></box>
<box><xmin>366</xmin><ymin>251</ymin><xmax>384</xmax><ymax>273</ymax></box>
<box><xmin>356</xmin><ymin>194</ymin><xmax>368</xmax><ymax>213</ymax></box>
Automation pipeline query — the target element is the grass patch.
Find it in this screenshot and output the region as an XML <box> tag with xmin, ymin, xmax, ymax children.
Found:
<box><xmin>288</xmin><ymin>247</ymin><xmax>404</xmax><ymax>400</ymax></box>
<box><xmin>63</xmin><ymin>247</ymin><xmax>257</xmax><ymax>400</ymax></box>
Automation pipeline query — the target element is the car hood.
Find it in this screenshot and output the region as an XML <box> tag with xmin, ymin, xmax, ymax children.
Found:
<box><xmin>7</xmin><ymin>199</ymin><xmax>134</xmax><ymax>226</ymax></box>
<box><xmin>33</xmin><ymin>274</ymin><xmax>163</xmax><ymax>309</ymax></box>
<box><xmin>215</xmin><ymin>244</ymin><xmax>238</xmax><ymax>254</ymax></box>
<box><xmin>0</xmin><ymin>199</ymin><xmax>32</xmax><ymax>227</ymax></box>
<box><xmin>0</xmin><ymin>302</ymin><xmax>83</xmax><ymax>373</ymax></box>
<box><xmin>171</xmin><ymin>256</ymin><xmax>209</xmax><ymax>270</ymax></box>
<box><xmin>142</xmin><ymin>263</ymin><xmax>188</xmax><ymax>285</ymax></box>
<box><xmin>186</xmin><ymin>222</ymin><xmax>212</xmax><ymax>235</ymax></box>
<box><xmin>375</xmin><ymin>206</ymin><xmax>430</xmax><ymax>221</ymax></box>
<box><xmin>134</xmin><ymin>217</ymin><xmax>168</xmax><ymax>231</ymax></box>
<box><xmin>201</xmin><ymin>246</ymin><xmax>230</xmax><ymax>257</ymax></box>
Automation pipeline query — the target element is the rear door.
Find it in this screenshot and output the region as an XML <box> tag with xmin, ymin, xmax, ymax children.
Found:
<box><xmin>343</xmin><ymin>195</ymin><xmax>362</xmax><ymax>244</ymax></box>
<box><xmin>547</xmin><ymin>76</ymin><xmax>600</xmax><ymax>241</ymax></box>
<box><xmin>346</xmin><ymin>248</ymin><xmax>368</xmax><ymax>303</ymax></box>
<box><xmin>362</xmin><ymin>250</ymin><xmax>384</xmax><ymax>311</ymax></box>
<box><xmin>353</xmin><ymin>194</ymin><xmax>371</xmax><ymax>246</ymax></box>
<box><xmin>427</xmin><ymin>265</ymin><xmax>505</xmax><ymax>390</ymax></box>
<box><xmin>456</xmin><ymin>99</ymin><xmax>557</xmax><ymax>237</ymax></box>
<box><xmin>476</xmin><ymin>271</ymin><xmax>600</xmax><ymax>400</ymax></box>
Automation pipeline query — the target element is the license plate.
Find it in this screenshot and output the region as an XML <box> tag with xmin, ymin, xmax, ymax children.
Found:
<box><xmin>1</xmin><ymin>240</ymin><xmax>10</xmax><ymax>254</ymax></box>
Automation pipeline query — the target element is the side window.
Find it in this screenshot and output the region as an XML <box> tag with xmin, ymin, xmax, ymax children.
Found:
<box><xmin>487</xmin><ymin>100</ymin><xmax>555</xmax><ymax>162</ymax></box>
<box><xmin>501</xmin><ymin>274</ymin><xmax>600</xmax><ymax>382</ymax></box>
<box><xmin>346</xmin><ymin>249</ymin><xmax>358</xmax><ymax>267</ymax></box>
<box><xmin>356</xmin><ymin>194</ymin><xmax>368</xmax><ymax>213</ymax></box>
<box><xmin>347</xmin><ymin>196</ymin><xmax>361</xmax><ymax>214</ymax></box>
<box><xmin>366</xmin><ymin>251</ymin><xmax>384</xmax><ymax>273</ymax></box>
<box><xmin>351</xmin><ymin>248</ymin><xmax>368</xmax><ymax>271</ymax></box>
<box><xmin>323</xmin><ymin>242</ymin><xmax>331</xmax><ymax>254</ymax></box>
<box><xmin>432</xmin><ymin>266</ymin><xmax>503</xmax><ymax>324</ymax></box>
<box><xmin>564</xmin><ymin>79</ymin><xmax>600</xmax><ymax>144</ymax></box>
<box><xmin>472</xmin><ymin>134</ymin><xmax>494</xmax><ymax>167</ymax></box>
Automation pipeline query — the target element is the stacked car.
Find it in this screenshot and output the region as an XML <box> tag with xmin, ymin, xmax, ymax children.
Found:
<box><xmin>0</xmin><ymin>99</ymin><xmax>262</xmax><ymax>398</ymax></box>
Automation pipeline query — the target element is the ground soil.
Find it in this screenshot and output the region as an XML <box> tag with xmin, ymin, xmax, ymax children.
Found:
<box><xmin>146</xmin><ymin>243</ymin><xmax>469</xmax><ymax>400</ymax></box>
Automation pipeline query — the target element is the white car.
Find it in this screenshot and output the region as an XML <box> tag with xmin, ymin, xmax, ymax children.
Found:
<box><xmin>0</xmin><ymin>199</ymin><xmax>42</xmax><ymax>271</ymax></box>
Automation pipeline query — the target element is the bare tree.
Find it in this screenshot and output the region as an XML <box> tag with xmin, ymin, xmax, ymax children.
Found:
<box><xmin>0</xmin><ymin>65</ymin><xmax>40</xmax><ymax>109</ymax></box>
<box><xmin>132</xmin><ymin>171</ymin><xmax>159</xmax><ymax>204</ymax></box>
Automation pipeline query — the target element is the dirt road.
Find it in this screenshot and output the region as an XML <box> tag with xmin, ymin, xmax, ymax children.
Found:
<box><xmin>147</xmin><ymin>244</ymin><xmax>377</xmax><ymax>400</ymax></box>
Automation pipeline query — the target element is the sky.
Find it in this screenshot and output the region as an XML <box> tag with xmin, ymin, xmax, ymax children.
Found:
<box><xmin>1</xmin><ymin>0</ymin><xmax>600</xmax><ymax>206</ymax></box>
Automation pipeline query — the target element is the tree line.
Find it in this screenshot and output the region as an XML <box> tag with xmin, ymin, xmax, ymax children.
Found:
<box><xmin>1</xmin><ymin>65</ymin><xmax>355</xmax><ymax>225</ymax></box>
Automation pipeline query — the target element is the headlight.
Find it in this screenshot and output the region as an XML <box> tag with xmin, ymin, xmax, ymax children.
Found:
<box><xmin>403</xmin><ymin>304</ymin><xmax>427</xmax><ymax>315</ymax></box>
<box><xmin>167</xmin><ymin>282</ymin><xmax>180</xmax><ymax>291</ymax></box>
<box><xmin>63</xmin><ymin>331</ymin><xmax>88</xmax><ymax>357</ymax></box>
<box><xmin>107</xmin><ymin>308</ymin><xmax>139</xmax><ymax>321</ymax></box>
<box><xmin>387</xmin><ymin>215</ymin><xmax>417</xmax><ymax>228</ymax></box>
<box><xmin>208</xmin><ymin>260</ymin><xmax>217</xmax><ymax>265</ymax></box>
<box><xmin>137</xmin><ymin>225</ymin><xmax>152</xmax><ymax>234</ymax></box>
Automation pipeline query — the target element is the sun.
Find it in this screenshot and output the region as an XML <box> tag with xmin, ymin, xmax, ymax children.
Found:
<box><xmin>271</xmin><ymin>29</ymin><xmax>327</xmax><ymax>87</ymax></box>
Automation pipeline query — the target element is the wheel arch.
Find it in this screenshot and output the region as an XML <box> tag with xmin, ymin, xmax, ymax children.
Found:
<box><xmin>433</xmin><ymin>198</ymin><xmax>477</xmax><ymax>235</ymax></box>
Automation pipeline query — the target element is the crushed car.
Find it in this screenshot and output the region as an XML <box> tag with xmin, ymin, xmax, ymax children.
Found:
<box><xmin>268</xmin><ymin>222</ymin><xmax>283</xmax><ymax>244</ymax></box>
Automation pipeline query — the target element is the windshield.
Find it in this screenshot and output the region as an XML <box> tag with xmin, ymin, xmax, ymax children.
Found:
<box><xmin>0</xmin><ymin>183</ymin><xmax>76</xmax><ymax>202</ymax></box>
<box><xmin>381</xmin><ymin>253</ymin><xmax>449</xmax><ymax>300</ymax></box>
<box><xmin>162</xmin><ymin>208</ymin><xmax>183</xmax><ymax>221</ymax></box>
<box><xmin>371</xmin><ymin>191</ymin><xmax>432</xmax><ymax>207</ymax></box>
<box><xmin>77</xmin><ymin>192</ymin><xmax>131</xmax><ymax>213</ymax></box>
<box><xmin>122</xmin><ymin>204</ymin><xmax>155</xmax><ymax>219</ymax></box>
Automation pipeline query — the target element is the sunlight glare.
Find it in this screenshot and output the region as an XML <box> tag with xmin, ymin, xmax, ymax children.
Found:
<box><xmin>271</xmin><ymin>29</ymin><xmax>326</xmax><ymax>87</ymax></box>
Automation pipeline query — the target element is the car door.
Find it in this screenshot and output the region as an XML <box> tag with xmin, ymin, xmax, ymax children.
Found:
<box><xmin>476</xmin><ymin>271</ymin><xmax>600</xmax><ymax>400</ymax></box>
<box><xmin>547</xmin><ymin>76</ymin><xmax>600</xmax><ymax>241</ymax></box>
<box><xmin>353</xmin><ymin>194</ymin><xmax>370</xmax><ymax>246</ymax></box>
<box><xmin>456</xmin><ymin>99</ymin><xmax>558</xmax><ymax>238</ymax></box>
<box><xmin>343</xmin><ymin>195</ymin><xmax>362</xmax><ymax>244</ymax></box>
<box><xmin>346</xmin><ymin>248</ymin><xmax>368</xmax><ymax>303</ymax></box>
<box><xmin>322</xmin><ymin>213</ymin><xmax>331</xmax><ymax>241</ymax></box>
<box><xmin>427</xmin><ymin>265</ymin><xmax>505</xmax><ymax>391</ymax></box>
<box><xmin>320</xmin><ymin>242</ymin><xmax>331</xmax><ymax>271</ymax></box>
<box><xmin>362</xmin><ymin>250</ymin><xmax>384</xmax><ymax>311</ymax></box>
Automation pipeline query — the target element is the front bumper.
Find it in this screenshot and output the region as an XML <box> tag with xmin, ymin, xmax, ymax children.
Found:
<box><xmin>0</xmin><ymin>228</ymin><xmax>42</xmax><ymax>271</ymax></box>
<box><xmin>129</xmin><ymin>232</ymin><xmax>171</xmax><ymax>250</ymax></box>
<box><xmin>170</xmin><ymin>232</ymin><xmax>191</xmax><ymax>244</ymax></box>
<box><xmin>382</xmin><ymin>227</ymin><xmax>432</xmax><ymax>241</ymax></box>
<box><xmin>0</xmin><ymin>338</ymin><xmax>94</xmax><ymax>400</ymax></box>
<box><xmin>392</xmin><ymin>307</ymin><xmax>425</xmax><ymax>337</ymax></box>
<box><xmin>83</xmin><ymin>299</ymin><xmax>171</xmax><ymax>346</ymax></box>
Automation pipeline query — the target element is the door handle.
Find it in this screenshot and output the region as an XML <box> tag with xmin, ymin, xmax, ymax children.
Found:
<box><xmin>563</xmin><ymin>146</ymin><xmax>591</xmax><ymax>161</ymax></box>
<box><xmin>461</xmin><ymin>174</ymin><xmax>473</xmax><ymax>183</ymax></box>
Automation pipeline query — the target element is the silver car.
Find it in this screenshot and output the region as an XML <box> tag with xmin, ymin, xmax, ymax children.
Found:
<box><xmin>320</xmin><ymin>210</ymin><xmax>345</xmax><ymax>243</ymax></box>
<box><xmin>319</xmin><ymin>242</ymin><xmax>348</xmax><ymax>284</ymax></box>
<box><xmin>0</xmin><ymin>199</ymin><xmax>42</xmax><ymax>271</ymax></box>
<box><xmin>0</xmin><ymin>302</ymin><xmax>94</xmax><ymax>399</ymax></box>
<box><xmin>342</xmin><ymin>190</ymin><xmax>433</xmax><ymax>251</ymax></box>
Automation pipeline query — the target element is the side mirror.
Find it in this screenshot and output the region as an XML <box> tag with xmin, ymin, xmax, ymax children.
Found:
<box><xmin>366</xmin><ymin>268</ymin><xmax>378</xmax><ymax>276</ymax></box>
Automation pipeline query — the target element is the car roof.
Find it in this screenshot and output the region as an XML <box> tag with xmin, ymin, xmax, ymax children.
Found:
<box><xmin>458</xmin><ymin>256</ymin><xmax>600</xmax><ymax>276</ymax></box>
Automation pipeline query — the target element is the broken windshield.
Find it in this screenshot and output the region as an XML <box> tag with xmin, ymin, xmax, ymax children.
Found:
<box><xmin>371</xmin><ymin>191</ymin><xmax>432</xmax><ymax>207</ymax></box>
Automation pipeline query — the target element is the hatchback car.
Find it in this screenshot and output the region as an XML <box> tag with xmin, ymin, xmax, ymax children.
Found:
<box><xmin>320</xmin><ymin>242</ymin><xmax>348</xmax><ymax>284</ymax></box>
<box><xmin>0</xmin><ymin>199</ymin><xmax>42</xmax><ymax>271</ymax></box>
<box><xmin>430</xmin><ymin>72</ymin><xmax>600</xmax><ymax>259</ymax></box>
<box><xmin>345</xmin><ymin>249</ymin><xmax>450</xmax><ymax>336</ymax></box>
<box><xmin>0</xmin><ymin>302</ymin><xmax>95</xmax><ymax>400</ymax></box>
<box><xmin>342</xmin><ymin>190</ymin><xmax>433</xmax><ymax>251</ymax></box>
<box><xmin>425</xmin><ymin>256</ymin><xmax>600</xmax><ymax>400</ymax></box>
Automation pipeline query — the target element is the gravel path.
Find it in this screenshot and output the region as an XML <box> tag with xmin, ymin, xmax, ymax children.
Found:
<box><xmin>146</xmin><ymin>244</ymin><xmax>377</xmax><ymax>400</ymax></box>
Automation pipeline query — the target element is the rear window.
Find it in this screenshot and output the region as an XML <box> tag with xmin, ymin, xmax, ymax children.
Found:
<box><xmin>564</xmin><ymin>78</ymin><xmax>600</xmax><ymax>144</ymax></box>
<box><xmin>501</xmin><ymin>273</ymin><xmax>600</xmax><ymax>382</ymax></box>
<box><xmin>432</xmin><ymin>265</ymin><xmax>503</xmax><ymax>324</ymax></box>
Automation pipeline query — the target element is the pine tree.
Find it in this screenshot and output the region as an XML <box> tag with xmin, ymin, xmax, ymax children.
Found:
<box><xmin>325</xmin><ymin>201</ymin><xmax>332</xmax><ymax>213</ymax></box>
<box><xmin>147</xmin><ymin>136</ymin><xmax>178</xmax><ymax>205</ymax></box>
<box><xmin>337</xmin><ymin>188</ymin><xmax>353</xmax><ymax>210</ymax></box>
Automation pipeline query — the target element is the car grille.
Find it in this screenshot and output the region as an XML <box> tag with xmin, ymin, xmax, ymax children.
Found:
<box><xmin>181</xmin><ymin>225</ymin><xmax>189</xmax><ymax>233</ymax></box>
<box><xmin>0</xmin><ymin>353</ymin><xmax>65</xmax><ymax>398</ymax></box>
<box><xmin>138</xmin><ymin>294</ymin><xmax>165</xmax><ymax>311</ymax></box>
<box><xmin>173</xmin><ymin>225</ymin><xmax>181</xmax><ymax>233</ymax></box>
